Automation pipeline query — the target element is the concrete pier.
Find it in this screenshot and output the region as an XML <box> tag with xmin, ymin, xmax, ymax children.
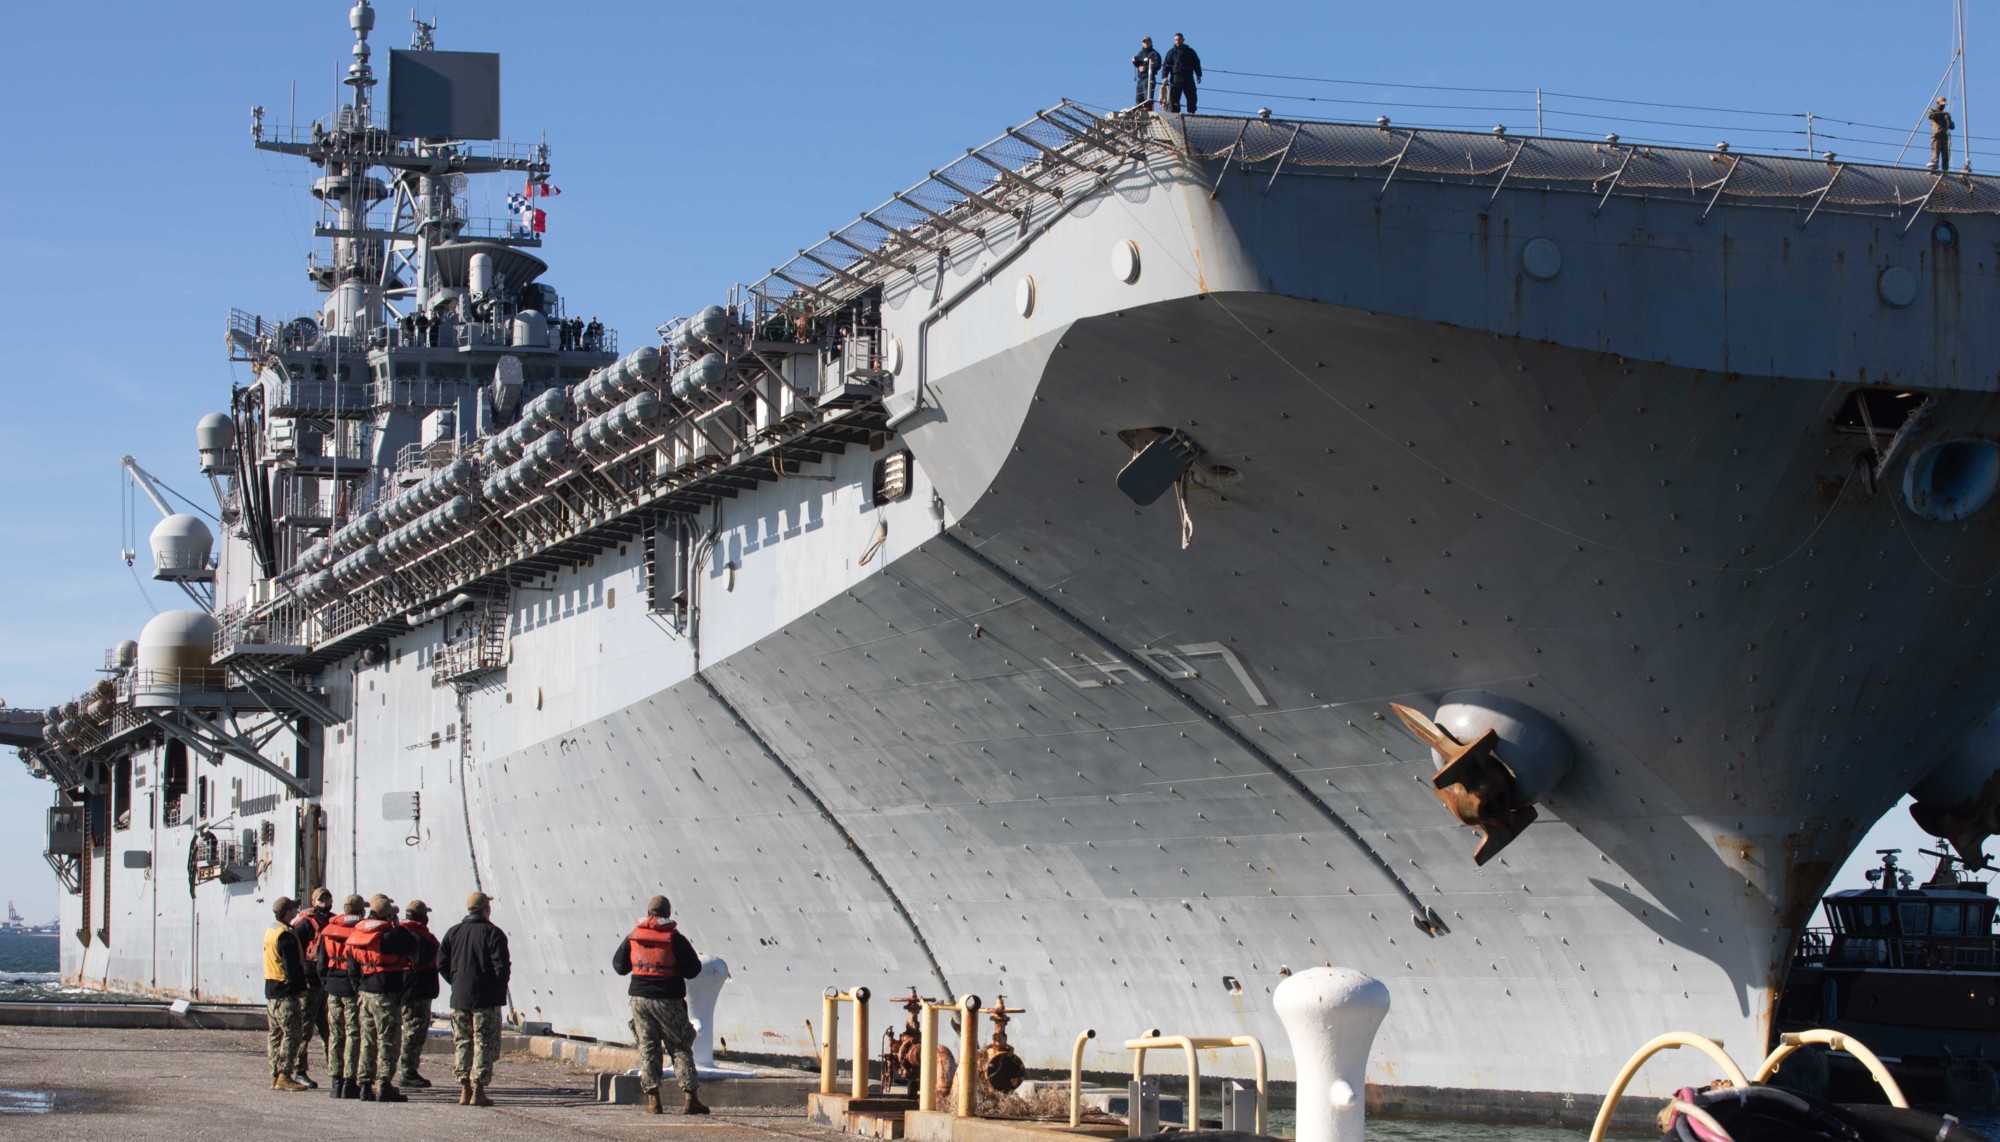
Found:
<box><xmin>0</xmin><ymin>1024</ymin><xmax>827</xmax><ymax>1141</ymax></box>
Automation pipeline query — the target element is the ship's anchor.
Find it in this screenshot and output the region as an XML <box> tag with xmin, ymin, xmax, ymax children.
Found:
<box><xmin>1391</xmin><ymin>702</ymin><xmax>1539</xmax><ymax>866</ymax></box>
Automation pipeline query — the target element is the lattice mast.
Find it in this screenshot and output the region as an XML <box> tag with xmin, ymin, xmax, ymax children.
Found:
<box><xmin>249</xmin><ymin>1</ymin><xmax>549</xmax><ymax>341</ymax></box>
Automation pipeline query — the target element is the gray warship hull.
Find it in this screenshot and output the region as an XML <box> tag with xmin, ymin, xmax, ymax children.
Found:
<box><xmin>35</xmin><ymin>72</ymin><xmax>2000</xmax><ymax>1118</ymax></box>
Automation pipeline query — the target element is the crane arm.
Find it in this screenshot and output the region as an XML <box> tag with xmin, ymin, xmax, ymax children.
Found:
<box><xmin>121</xmin><ymin>455</ymin><xmax>177</xmax><ymax>520</ymax></box>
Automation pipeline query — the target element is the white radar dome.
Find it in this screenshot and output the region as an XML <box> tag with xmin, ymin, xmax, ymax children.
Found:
<box><xmin>135</xmin><ymin>610</ymin><xmax>222</xmax><ymax>673</ymax></box>
<box><xmin>195</xmin><ymin>413</ymin><xmax>233</xmax><ymax>451</ymax></box>
<box><xmin>150</xmin><ymin>514</ymin><xmax>214</xmax><ymax>578</ymax></box>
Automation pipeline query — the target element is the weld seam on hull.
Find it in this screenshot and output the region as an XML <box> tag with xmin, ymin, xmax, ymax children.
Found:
<box><xmin>940</xmin><ymin>529</ymin><xmax>1438</xmax><ymax>920</ymax></box>
<box><xmin>454</xmin><ymin>687</ymin><xmax>485</xmax><ymax>893</ymax></box>
<box><xmin>693</xmin><ymin>669</ymin><xmax>954</xmax><ymax>995</ymax></box>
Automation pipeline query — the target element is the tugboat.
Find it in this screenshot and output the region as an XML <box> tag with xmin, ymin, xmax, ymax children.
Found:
<box><xmin>1780</xmin><ymin>849</ymin><xmax>2000</xmax><ymax>1106</ymax></box>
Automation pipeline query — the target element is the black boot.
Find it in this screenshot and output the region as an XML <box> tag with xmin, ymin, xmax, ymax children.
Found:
<box><xmin>377</xmin><ymin>1083</ymin><xmax>408</xmax><ymax>1103</ymax></box>
<box><xmin>342</xmin><ymin>1078</ymin><xmax>362</xmax><ymax>1100</ymax></box>
<box><xmin>359</xmin><ymin>1081</ymin><xmax>378</xmax><ymax>1102</ymax></box>
<box><xmin>330</xmin><ymin>1078</ymin><xmax>345</xmax><ymax>1100</ymax></box>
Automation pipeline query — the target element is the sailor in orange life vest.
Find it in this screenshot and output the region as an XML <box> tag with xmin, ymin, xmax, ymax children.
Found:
<box><xmin>315</xmin><ymin>894</ymin><xmax>368</xmax><ymax>1099</ymax></box>
<box><xmin>290</xmin><ymin>887</ymin><xmax>334</xmax><ymax>1087</ymax></box>
<box><xmin>612</xmin><ymin>895</ymin><xmax>710</xmax><ymax>1115</ymax></box>
<box><xmin>394</xmin><ymin>900</ymin><xmax>442</xmax><ymax>1089</ymax></box>
<box><xmin>348</xmin><ymin>894</ymin><xmax>422</xmax><ymax>1103</ymax></box>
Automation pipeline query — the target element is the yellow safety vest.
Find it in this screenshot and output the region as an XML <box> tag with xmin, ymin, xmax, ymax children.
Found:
<box><xmin>263</xmin><ymin>921</ymin><xmax>294</xmax><ymax>983</ymax></box>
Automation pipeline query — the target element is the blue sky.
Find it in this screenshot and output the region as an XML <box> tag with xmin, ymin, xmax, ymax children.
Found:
<box><xmin>0</xmin><ymin>1</ymin><xmax>1969</xmax><ymax>919</ymax></box>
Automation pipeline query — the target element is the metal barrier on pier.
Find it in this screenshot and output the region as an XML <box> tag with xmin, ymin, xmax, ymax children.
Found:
<box><xmin>818</xmin><ymin>987</ymin><xmax>871</xmax><ymax>1098</ymax></box>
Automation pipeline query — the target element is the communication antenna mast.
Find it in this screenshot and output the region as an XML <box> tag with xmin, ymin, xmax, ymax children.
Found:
<box><xmin>1957</xmin><ymin>0</ymin><xmax>1972</xmax><ymax>173</ymax></box>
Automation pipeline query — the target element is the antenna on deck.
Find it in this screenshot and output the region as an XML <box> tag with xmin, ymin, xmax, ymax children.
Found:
<box><xmin>411</xmin><ymin>9</ymin><xmax>436</xmax><ymax>51</ymax></box>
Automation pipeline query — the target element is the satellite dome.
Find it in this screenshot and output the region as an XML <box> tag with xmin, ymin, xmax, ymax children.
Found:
<box><xmin>135</xmin><ymin>610</ymin><xmax>222</xmax><ymax>673</ymax></box>
<box><xmin>196</xmin><ymin>413</ymin><xmax>236</xmax><ymax>476</ymax></box>
<box><xmin>195</xmin><ymin>413</ymin><xmax>233</xmax><ymax>451</ymax></box>
<box><xmin>150</xmin><ymin>514</ymin><xmax>214</xmax><ymax>578</ymax></box>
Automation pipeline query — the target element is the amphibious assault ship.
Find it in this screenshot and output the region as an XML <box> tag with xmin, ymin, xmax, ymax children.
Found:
<box><xmin>18</xmin><ymin>1</ymin><xmax>2000</xmax><ymax>1118</ymax></box>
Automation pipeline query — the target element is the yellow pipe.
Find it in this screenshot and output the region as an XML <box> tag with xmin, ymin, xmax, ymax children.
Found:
<box><xmin>918</xmin><ymin>1002</ymin><xmax>940</xmax><ymax>1112</ymax></box>
<box><xmin>849</xmin><ymin>987</ymin><xmax>872</xmax><ymax>1099</ymax></box>
<box><xmin>1754</xmin><ymin>1030</ymin><xmax>1907</xmax><ymax>1109</ymax></box>
<box><xmin>956</xmin><ymin>993</ymin><xmax>982</xmax><ymax>1118</ymax></box>
<box><xmin>1125</xmin><ymin>1035</ymin><xmax>1203</xmax><ymax>1128</ymax></box>
<box><xmin>1068</xmin><ymin>1029</ymin><xmax>1097</xmax><ymax>1127</ymax></box>
<box><xmin>1588</xmin><ymin>1033</ymin><xmax>1748</xmax><ymax>1142</ymax></box>
<box><xmin>820</xmin><ymin>989</ymin><xmax>840</xmax><ymax>1095</ymax></box>
<box><xmin>1228</xmin><ymin>1034</ymin><xmax>1268</xmax><ymax>1135</ymax></box>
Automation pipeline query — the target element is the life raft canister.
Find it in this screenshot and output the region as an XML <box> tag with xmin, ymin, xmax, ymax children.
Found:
<box><xmin>349</xmin><ymin>917</ymin><xmax>414</xmax><ymax>974</ymax></box>
<box><xmin>628</xmin><ymin>917</ymin><xmax>681</xmax><ymax>978</ymax></box>
<box><xmin>320</xmin><ymin>913</ymin><xmax>361</xmax><ymax>972</ymax></box>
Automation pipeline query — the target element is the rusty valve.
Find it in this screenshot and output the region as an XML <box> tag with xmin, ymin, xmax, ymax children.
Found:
<box><xmin>980</xmin><ymin>995</ymin><xmax>1026</xmax><ymax>1094</ymax></box>
<box><xmin>879</xmin><ymin>987</ymin><xmax>929</xmax><ymax>1096</ymax></box>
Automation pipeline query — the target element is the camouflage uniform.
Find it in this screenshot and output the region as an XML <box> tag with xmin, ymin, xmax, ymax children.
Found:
<box><xmin>398</xmin><ymin>1001</ymin><xmax>433</xmax><ymax>1081</ymax></box>
<box><xmin>357</xmin><ymin>991</ymin><xmax>404</xmax><ymax>1085</ymax></box>
<box><xmin>630</xmin><ymin>996</ymin><xmax>698</xmax><ymax>1095</ymax></box>
<box><xmin>267</xmin><ymin>993</ymin><xmax>305</xmax><ymax>1079</ymax></box>
<box><xmin>451</xmin><ymin>1007</ymin><xmax>502</xmax><ymax>1086</ymax></box>
<box><xmin>328</xmin><ymin>994</ymin><xmax>362</xmax><ymax>1080</ymax></box>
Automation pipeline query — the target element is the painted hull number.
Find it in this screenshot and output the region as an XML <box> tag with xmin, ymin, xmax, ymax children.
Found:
<box><xmin>1042</xmin><ymin>642</ymin><xmax>1270</xmax><ymax>708</ymax></box>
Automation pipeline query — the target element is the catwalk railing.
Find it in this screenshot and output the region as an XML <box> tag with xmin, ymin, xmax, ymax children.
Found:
<box><xmin>1163</xmin><ymin>113</ymin><xmax>2000</xmax><ymax>221</ymax></box>
<box><xmin>746</xmin><ymin>101</ymin><xmax>1144</xmax><ymax>322</ymax></box>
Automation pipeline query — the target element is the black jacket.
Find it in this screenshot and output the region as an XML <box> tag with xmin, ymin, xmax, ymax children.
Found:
<box><xmin>611</xmin><ymin>925</ymin><xmax>702</xmax><ymax>1000</ymax></box>
<box><xmin>348</xmin><ymin>921</ymin><xmax>422</xmax><ymax>995</ymax></box>
<box><xmin>402</xmin><ymin>921</ymin><xmax>442</xmax><ymax>1002</ymax></box>
<box><xmin>1163</xmin><ymin>44</ymin><xmax>1201</xmax><ymax>82</ymax></box>
<box><xmin>1132</xmin><ymin>47</ymin><xmax>1161</xmax><ymax>82</ymax></box>
<box><xmin>439</xmin><ymin>912</ymin><xmax>512</xmax><ymax>1011</ymax></box>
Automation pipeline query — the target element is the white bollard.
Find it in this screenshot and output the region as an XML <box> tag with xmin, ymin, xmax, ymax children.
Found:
<box><xmin>686</xmin><ymin>954</ymin><xmax>731</xmax><ymax>1069</ymax></box>
<box><xmin>1274</xmin><ymin>967</ymin><xmax>1390</xmax><ymax>1142</ymax></box>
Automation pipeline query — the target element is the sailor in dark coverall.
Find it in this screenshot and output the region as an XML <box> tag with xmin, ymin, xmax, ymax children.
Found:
<box><xmin>1132</xmin><ymin>37</ymin><xmax>1162</xmax><ymax>110</ymax></box>
<box><xmin>395</xmin><ymin>899</ymin><xmax>442</xmax><ymax>1089</ymax></box>
<box><xmin>1162</xmin><ymin>33</ymin><xmax>1202</xmax><ymax>114</ymax></box>
<box><xmin>440</xmin><ymin>891</ymin><xmax>511</xmax><ymax>1107</ymax></box>
<box><xmin>290</xmin><ymin>887</ymin><xmax>334</xmax><ymax>1086</ymax></box>
<box><xmin>1932</xmin><ymin>97</ymin><xmax>1956</xmax><ymax>172</ymax></box>
<box><xmin>612</xmin><ymin>894</ymin><xmax>710</xmax><ymax>1116</ymax></box>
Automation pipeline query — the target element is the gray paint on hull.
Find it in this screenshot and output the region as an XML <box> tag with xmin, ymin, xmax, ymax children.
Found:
<box><xmin>694</xmin><ymin>669</ymin><xmax>954</xmax><ymax>996</ymax></box>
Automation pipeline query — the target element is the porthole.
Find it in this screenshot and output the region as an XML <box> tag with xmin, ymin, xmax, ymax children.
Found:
<box><xmin>1934</xmin><ymin>219</ymin><xmax>1959</xmax><ymax>248</ymax></box>
<box><xmin>1904</xmin><ymin>438</ymin><xmax>2000</xmax><ymax>521</ymax></box>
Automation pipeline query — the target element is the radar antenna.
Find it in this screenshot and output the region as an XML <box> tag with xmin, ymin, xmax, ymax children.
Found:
<box><xmin>410</xmin><ymin>11</ymin><xmax>436</xmax><ymax>51</ymax></box>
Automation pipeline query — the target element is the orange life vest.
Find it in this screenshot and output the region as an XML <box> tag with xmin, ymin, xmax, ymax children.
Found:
<box><xmin>295</xmin><ymin>910</ymin><xmax>329</xmax><ymax>962</ymax></box>
<box><xmin>348</xmin><ymin>917</ymin><xmax>414</xmax><ymax>975</ymax></box>
<box><xmin>320</xmin><ymin>913</ymin><xmax>361</xmax><ymax>972</ymax></box>
<box><xmin>628</xmin><ymin>917</ymin><xmax>681</xmax><ymax>978</ymax></box>
<box><xmin>399</xmin><ymin>919</ymin><xmax>439</xmax><ymax>971</ymax></box>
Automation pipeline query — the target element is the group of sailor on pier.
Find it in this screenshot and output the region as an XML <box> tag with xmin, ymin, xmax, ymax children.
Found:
<box><xmin>262</xmin><ymin>889</ymin><xmax>710</xmax><ymax>1115</ymax></box>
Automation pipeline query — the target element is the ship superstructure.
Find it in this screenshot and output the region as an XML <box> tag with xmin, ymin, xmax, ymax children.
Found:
<box><xmin>19</xmin><ymin>2</ymin><xmax>2000</xmax><ymax>1120</ymax></box>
